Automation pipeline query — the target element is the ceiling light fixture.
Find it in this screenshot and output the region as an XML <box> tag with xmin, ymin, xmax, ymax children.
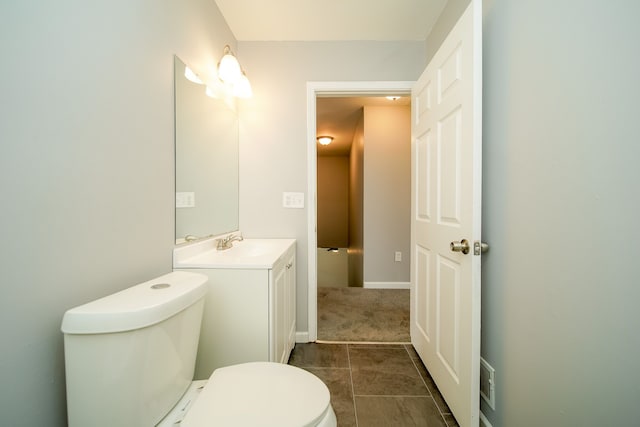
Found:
<box><xmin>386</xmin><ymin>96</ymin><xmax>401</xmax><ymax>101</ymax></box>
<box><xmin>317</xmin><ymin>136</ymin><xmax>333</xmax><ymax>146</ymax></box>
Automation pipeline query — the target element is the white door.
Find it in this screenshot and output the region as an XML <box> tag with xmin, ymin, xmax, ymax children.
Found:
<box><xmin>410</xmin><ymin>2</ymin><xmax>482</xmax><ymax>426</ymax></box>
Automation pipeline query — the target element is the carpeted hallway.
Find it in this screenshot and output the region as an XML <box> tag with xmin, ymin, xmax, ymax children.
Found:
<box><xmin>317</xmin><ymin>287</ymin><xmax>410</xmax><ymax>342</ymax></box>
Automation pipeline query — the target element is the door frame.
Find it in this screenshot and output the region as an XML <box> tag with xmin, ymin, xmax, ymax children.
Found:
<box><xmin>306</xmin><ymin>81</ymin><xmax>414</xmax><ymax>342</ymax></box>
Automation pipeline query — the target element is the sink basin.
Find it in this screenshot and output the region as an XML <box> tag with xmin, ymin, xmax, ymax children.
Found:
<box><xmin>224</xmin><ymin>239</ymin><xmax>273</xmax><ymax>258</ymax></box>
<box><xmin>173</xmin><ymin>237</ymin><xmax>295</xmax><ymax>269</ymax></box>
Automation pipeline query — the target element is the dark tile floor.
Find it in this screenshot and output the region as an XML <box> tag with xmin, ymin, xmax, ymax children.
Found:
<box><xmin>288</xmin><ymin>343</ymin><xmax>460</xmax><ymax>427</ymax></box>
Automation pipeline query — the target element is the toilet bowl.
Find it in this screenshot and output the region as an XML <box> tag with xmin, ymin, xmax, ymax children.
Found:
<box><xmin>171</xmin><ymin>362</ymin><xmax>336</xmax><ymax>427</ymax></box>
<box><xmin>61</xmin><ymin>271</ymin><xmax>336</xmax><ymax>427</ymax></box>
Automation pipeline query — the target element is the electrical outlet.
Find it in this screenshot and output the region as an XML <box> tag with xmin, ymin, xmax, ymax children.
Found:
<box><xmin>394</xmin><ymin>251</ymin><xmax>402</xmax><ymax>262</ymax></box>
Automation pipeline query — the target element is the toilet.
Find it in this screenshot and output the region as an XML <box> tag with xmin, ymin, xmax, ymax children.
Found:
<box><xmin>61</xmin><ymin>271</ymin><xmax>336</xmax><ymax>427</ymax></box>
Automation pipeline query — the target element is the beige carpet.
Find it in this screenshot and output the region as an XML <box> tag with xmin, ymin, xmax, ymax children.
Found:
<box><xmin>317</xmin><ymin>287</ymin><xmax>410</xmax><ymax>342</ymax></box>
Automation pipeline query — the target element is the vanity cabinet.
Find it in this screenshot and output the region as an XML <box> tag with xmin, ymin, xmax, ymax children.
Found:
<box><xmin>176</xmin><ymin>240</ymin><xmax>296</xmax><ymax>380</ymax></box>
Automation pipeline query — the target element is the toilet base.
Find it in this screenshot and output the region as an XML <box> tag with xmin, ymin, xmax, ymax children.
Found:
<box><xmin>314</xmin><ymin>405</ymin><xmax>338</xmax><ymax>427</ymax></box>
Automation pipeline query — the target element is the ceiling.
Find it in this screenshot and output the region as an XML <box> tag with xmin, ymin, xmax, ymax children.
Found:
<box><xmin>316</xmin><ymin>96</ymin><xmax>411</xmax><ymax>156</ymax></box>
<box><xmin>214</xmin><ymin>0</ymin><xmax>448</xmax><ymax>42</ymax></box>
<box><xmin>214</xmin><ymin>0</ymin><xmax>440</xmax><ymax>156</ymax></box>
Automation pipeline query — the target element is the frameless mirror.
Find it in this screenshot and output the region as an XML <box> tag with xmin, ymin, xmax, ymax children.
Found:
<box><xmin>174</xmin><ymin>55</ymin><xmax>239</xmax><ymax>243</ymax></box>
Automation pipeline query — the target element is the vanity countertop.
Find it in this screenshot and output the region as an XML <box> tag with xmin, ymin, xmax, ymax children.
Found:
<box><xmin>173</xmin><ymin>238</ymin><xmax>295</xmax><ymax>269</ymax></box>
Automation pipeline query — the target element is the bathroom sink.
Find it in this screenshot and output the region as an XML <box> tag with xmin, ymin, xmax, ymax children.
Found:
<box><xmin>173</xmin><ymin>237</ymin><xmax>295</xmax><ymax>269</ymax></box>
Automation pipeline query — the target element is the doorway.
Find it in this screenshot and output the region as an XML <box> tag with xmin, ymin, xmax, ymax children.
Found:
<box><xmin>306</xmin><ymin>81</ymin><xmax>413</xmax><ymax>342</ymax></box>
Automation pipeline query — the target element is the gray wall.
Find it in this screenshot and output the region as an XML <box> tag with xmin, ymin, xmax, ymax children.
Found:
<box><xmin>363</xmin><ymin>105</ymin><xmax>411</xmax><ymax>285</ymax></box>
<box><xmin>237</xmin><ymin>41</ymin><xmax>426</xmax><ymax>331</ymax></box>
<box><xmin>481</xmin><ymin>0</ymin><xmax>640</xmax><ymax>425</ymax></box>
<box><xmin>427</xmin><ymin>0</ymin><xmax>472</xmax><ymax>62</ymax></box>
<box><xmin>0</xmin><ymin>1</ymin><xmax>236</xmax><ymax>425</ymax></box>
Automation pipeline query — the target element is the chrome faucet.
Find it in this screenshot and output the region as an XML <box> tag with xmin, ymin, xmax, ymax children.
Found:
<box><xmin>216</xmin><ymin>232</ymin><xmax>243</xmax><ymax>250</ymax></box>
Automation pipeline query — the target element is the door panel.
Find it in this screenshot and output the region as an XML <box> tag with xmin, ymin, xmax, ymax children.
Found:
<box><xmin>438</xmin><ymin>106</ymin><xmax>463</xmax><ymax>225</ymax></box>
<box><xmin>436</xmin><ymin>254</ymin><xmax>461</xmax><ymax>379</ymax></box>
<box><xmin>410</xmin><ymin>1</ymin><xmax>482</xmax><ymax>426</ymax></box>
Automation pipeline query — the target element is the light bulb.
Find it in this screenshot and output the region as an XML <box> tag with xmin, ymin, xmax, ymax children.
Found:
<box><xmin>317</xmin><ymin>136</ymin><xmax>333</xmax><ymax>146</ymax></box>
<box><xmin>232</xmin><ymin>72</ymin><xmax>253</xmax><ymax>98</ymax></box>
<box><xmin>217</xmin><ymin>49</ymin><xmax>242</xmax><ymax>84</ymax></box>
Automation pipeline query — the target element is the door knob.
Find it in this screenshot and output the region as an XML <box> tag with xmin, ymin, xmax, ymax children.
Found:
<box><xmin>450</xmin><ymin>239</ymin><xmax>470</xmax><ymax>254</ymax></box>
<box><xmin>474</xmin><ymin>241</ymin><xmax>489</xmax><ymax>255</ymax></box>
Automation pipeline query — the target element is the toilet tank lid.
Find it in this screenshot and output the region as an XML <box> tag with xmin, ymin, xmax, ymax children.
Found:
<box><xmin>61</xmin><ymin>271</ymin><xmax>208</xmax><ymax>334</ymax></box>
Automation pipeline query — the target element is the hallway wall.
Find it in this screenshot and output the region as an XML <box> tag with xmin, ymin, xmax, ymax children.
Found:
<box><xmin>363</xmin><ymin>105</ymin><xmax>411</xmax><ymax>285</ymax></box>
<box><xmin>317</xmin><ymin>156</ymin><xmax>350</xmax><ymax>248</ymax></box>
<box><xmin>349</xmin><ymin>115</ymin><xmax>365</xmax><ymax>287</ymax></box>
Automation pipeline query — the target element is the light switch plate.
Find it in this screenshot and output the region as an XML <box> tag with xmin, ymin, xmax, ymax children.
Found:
<box><xmin>176</xmin><ymin>192</ymin><xmax>195</xmax><ymax>208</ymax></box>
<box><xmin>283</xmin><ymin>192</ymin><xmax>305</xmax><ymax>208</ymax></box>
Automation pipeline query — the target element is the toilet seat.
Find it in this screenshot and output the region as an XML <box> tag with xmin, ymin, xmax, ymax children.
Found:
<box><xmin>181</xmin><ymin>362</ymin><xmax>335</xmax><ymax>427</ymax></box>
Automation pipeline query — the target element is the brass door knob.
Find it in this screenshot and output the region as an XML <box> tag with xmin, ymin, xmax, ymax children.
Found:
<box><xmin>450</xmin><ymin>239</ymin><xmax>470</xmax><ymax>254</ymax></box>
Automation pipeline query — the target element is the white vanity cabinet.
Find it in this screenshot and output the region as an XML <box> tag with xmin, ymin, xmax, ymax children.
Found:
<box><xmin>272</xmin><ymin>245</ymin><xmax>296</xmax><ymax>365</ymax></box>
<box><xmin>175</xmin><ymin>239</ymin><xmax>296</xmax><ymax>380</ymax></box>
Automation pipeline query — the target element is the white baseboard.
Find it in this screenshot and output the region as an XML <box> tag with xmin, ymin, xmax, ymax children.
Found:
<box><xmin>363</xmin><ymin>282</ymin><xmax>411</xmax><ymax>289</ymax></box>
<box><xmin>295</xmin><ymin>331</ymin><xmax>310</xmax><ymax>343</ymax></box>
<box><xmin>479</xmin><ymin>411</ymin><xmax>493</xmax><ymax>427</ymax></box>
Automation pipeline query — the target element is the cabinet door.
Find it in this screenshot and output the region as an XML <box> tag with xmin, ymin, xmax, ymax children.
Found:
<box><xmin>272</xmin><ymin>259</ymin><xmax>288</xmax><ymax>363</ymax></box>
<box><xmin>285</xmin><ymin>249</ymin><xmax>296</xmax><ymax>354</ymax></box>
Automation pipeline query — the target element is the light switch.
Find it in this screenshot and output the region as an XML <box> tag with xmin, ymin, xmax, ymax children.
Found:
<box><xmin>176</xmin><ymin>192</ymin><xmax>195</xmax><ymax>208</ymax></box>
<box><xmin>283</xmin><ymin>192</ymin><xmax>305</xmax><ymax>209</ymax></box>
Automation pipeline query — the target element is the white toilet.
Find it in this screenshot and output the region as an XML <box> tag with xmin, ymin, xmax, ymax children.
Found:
<box><xmin>61</xmin><ymin>271</ymin><xmax>336</xmax><ymax>427</ymax></box>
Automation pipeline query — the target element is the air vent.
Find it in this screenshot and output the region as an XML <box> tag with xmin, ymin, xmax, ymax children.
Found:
<box><xmin>480</xmin><ymin>357</ymin><xmax>496</xmax><ymax>410</ymax></box>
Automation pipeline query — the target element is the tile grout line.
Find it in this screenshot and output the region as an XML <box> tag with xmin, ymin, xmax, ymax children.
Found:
<box><xmin>404</xmin><ymin>344</ymin><xmax>452</xmax><ymax>425</ymax></box>
<box><xmin>353</xmin><ymin>394</ymin><xmax>432</xmax><ymax>398</ymax></box>
<box><xmin>346</xmin><ymin>344</ymin><xmax>359</xmax><ymax>427</ymax></box>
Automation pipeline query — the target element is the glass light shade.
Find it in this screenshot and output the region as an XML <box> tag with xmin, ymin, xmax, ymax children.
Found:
<box><xmin>232</xmin><ymin>73</ymin><xmax>253</xmax><ymax>98</ymax></box>
<box><xmin>184</xmin><ymin>66</ymin><xmax>203</xmax><ymax>84</ymax></box>
<box><xmin>218</xmin><ymin>53</ymin><xmax>242</xmax><ymax>84</ymax></box>
<box><xmin>317</xmin><ymin>136</ymin><xmax>333</xmax><ymax>146</ymax></box>
<box><xmin>205</xmin><ymin>86</ymin><xmax>218</xmax><ymax>98</ymax></box>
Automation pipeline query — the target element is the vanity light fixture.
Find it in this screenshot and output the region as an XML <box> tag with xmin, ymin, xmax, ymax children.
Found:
<box><xmin>217</xmin><ymin>45</ymin><xmax>252</xmax><ymax>98</ymax></box>
<box><xmin>233</xmin><ymin>71</ymin><xmax>253</xmax><ymax>98</ymax></box>
<box><xmin>184</xmin><ymin>66</ymin><xmax>203</xmax><ymax>84</ymax></box>
<box><xmin>218</xmin><ymin>45</ymin><xmax>242</xmax><ymax>84</ymax></box>
<box><xmin>317</xmin><ymin>136</ymin><xmax>333</xmax><ymax>146</ymax></box>
<box><xmin>205</xmin><ymin>86</ymin><xmax>217</xmax><ymax>98</ymax></box>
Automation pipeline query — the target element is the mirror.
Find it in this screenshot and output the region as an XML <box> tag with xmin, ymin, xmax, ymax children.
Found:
<box><xmin>174</xmin><ymin>55</ymin><xmax>239</xmax><ymax>243</ymax></box>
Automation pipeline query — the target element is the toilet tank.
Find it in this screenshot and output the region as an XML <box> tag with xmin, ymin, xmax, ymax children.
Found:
<box><xmin>61</xmin><ymin>271</ymin><xmax>208</xmax><ymax>427</ymax></box>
